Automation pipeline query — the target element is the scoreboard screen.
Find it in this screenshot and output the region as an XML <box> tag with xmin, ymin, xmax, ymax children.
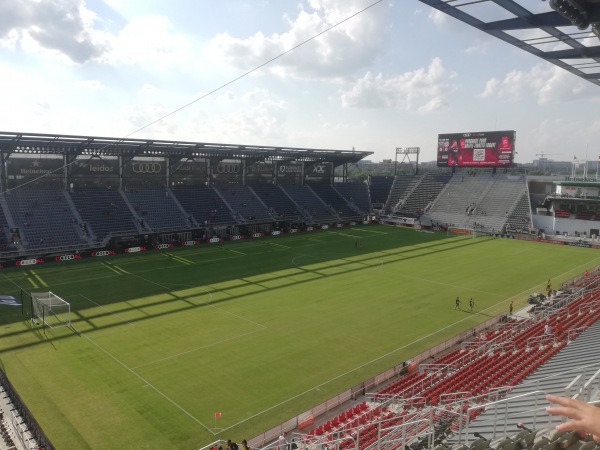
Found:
<box><xmin>436</xmin><ymin>130</ymin><xmax>515</xmax><ymax>168</ymax></box>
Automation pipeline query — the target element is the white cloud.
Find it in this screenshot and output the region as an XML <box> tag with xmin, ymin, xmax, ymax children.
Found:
<box><xmin>340</xmin><ymin>57</ymin><xmax>456</xmax><ymax>112</ymax></box>
<box><xmin>205</xmin><ymin>0</ymin><xmax>391</xmax><ymax>79</ymax></box>
<box><xmin>0</xmin><ymin>0</ymin><xmax>109</xmax><ymax>63</ymax></box>
<box><xmin>479</xmin><ymin>64</ymin><xmax>600</xmax><ymax>104</ymax></box>
<box><xmin>101</xmin><ymin>15</ymin><xmax>191</xmax><ymax>68</ymax></box>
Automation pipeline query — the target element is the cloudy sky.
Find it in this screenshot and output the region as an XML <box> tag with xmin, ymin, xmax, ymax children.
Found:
<box><xmin>1</xmin><ymin>0</ymin><xmax>599</xmax><ymax>164</ymax></box>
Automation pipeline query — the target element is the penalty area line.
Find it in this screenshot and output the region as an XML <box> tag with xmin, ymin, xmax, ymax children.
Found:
<box><xmin>80</xmin><ymin>332</ymin><xmax>213</xmax><ymax>433</ymax></box>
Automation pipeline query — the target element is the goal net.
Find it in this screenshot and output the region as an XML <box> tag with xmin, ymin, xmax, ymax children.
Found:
<box><xmin>31</xmin><ymin>291</ymin><xmax>71</xmax><ymax>328</ymax></box>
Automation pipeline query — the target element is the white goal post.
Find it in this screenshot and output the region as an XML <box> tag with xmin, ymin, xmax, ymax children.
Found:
<box><xmin>31</xmin><ymin>291</ymin><xmax>71</xmax><ymax>328</ymax></box>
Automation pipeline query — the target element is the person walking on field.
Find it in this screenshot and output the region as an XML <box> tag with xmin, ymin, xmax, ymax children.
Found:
<box><xmin>469</xmin><ymin>298</ymin><xmax>474</xmax><ymax>312</ymax></box>
<box><xmin>454</xmin><ymin>296</ymin><xmax>461</xmax><ymax>310</ymax></box>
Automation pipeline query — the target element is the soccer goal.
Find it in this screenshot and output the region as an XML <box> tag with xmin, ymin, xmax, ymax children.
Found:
<box><xmin>31</xmin><ymin>291</ymin><xmax>71</xmax><ymax>329</ymax></box>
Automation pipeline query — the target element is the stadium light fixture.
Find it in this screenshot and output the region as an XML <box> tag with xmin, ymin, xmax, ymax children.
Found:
<box><xmin>546</xmin><ymin>0</ymin><xmax>600</xmax><ymax>32</ymax></box>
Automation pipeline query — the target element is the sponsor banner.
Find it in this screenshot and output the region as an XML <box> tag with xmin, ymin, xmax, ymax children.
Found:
<box><xmin>16</xmin><ymin>258</ymin><xmax>45</xmax><ymax>267</ymax></box>
<box><xmin>305</xmin><ymin>226</ymin><xmax>314</xmax><ymax>231</ymax></box>
<box><xmin>247</xmin><ymin>162</ymin><xmax>273</xmax><ymax>175</ymax></box>
<box><xmin>91</xmin><ymin>250</ymin><xmax>116</xmax><ymax>257</ymax></box>
<box><xmin>536</xmin><ymin>239</ymin><xmax>565</xmax><ymax>246</ymax></box>
<box><xmin>336</xmin><ymin>223</ymin><xmax>343</xmax><ymax>228</ymax></box>
<box><xmin>271</xmin><ymin>230</ymin><xmax>281</xmax><ymax>236</ymax></box>
<box><xmin>305</xmin><ymin>162</ymin><xmax>332</xmax><ymax>178</ymax></box>
<box><xmin>298</xmin><ymin>414</ymin><xmax>315</xmax><ymax>431</ymax></box>
<box><xmin>6</xmin><ymin>158</ymin><xmax>64</xmax><ymax>179</ymax></box>
<box><xmin>437</xmin><ymin>130</ymin><xmax>515</xmax><ymax>168</ymax></box>
<box><xmin>321</xmin><ymin>225</ymin><xmax>329</xmax><ymax>230</ymax></box>
<box><xmin>54</xmin><ymin>253</ymin><xmax>82</xmax><ymax>262</ymax></box>
<box><xmin>414</xmin><ymin>224</ymin><xmax>422</xmax><ymax>230</ymax></box>
<box><xmin>567</xmin><ymin>242</ymin><xmax>592</xmax><ymax>248</ymax></box>
<box><xmin>154</xmin><ymin>243</ymin><xmax>173</xmax><ymax>250</ymax></box>
<box><xmin>449</xmin><ymin>228</ymin><xmax>472</xmax><ymax>235</ymax></box>
<box><xmin>72</xmin><ymin>159</ymin><xmax>119</xmax><ymax>177</ymax></box>
<box><xmin>125</xmin><ymin>160</ymin><xmax>166</xmax><ymax>176</ymax></box>
<box><xmin>278</xmin><ymin>163</ymin><xmax>302</xmax><ymax>175</ymax></box>
<box><xmin>124</xmin><ymin>246</ymin><xmax>146</xmax><ymax>253</ymax></box>
<box><xmin>230</xmin><ymin>235</ymin><xmax>243</xmax><ymax>241</ymax></box>
<box><xmin>208</xmin><ymin>237</ymin><xmax>222</xmax><ymax>244</ymax></box>
<box><xmin>182</xmin><ymin>240</ymin><xmax>201</xmax><ymax>246</ymax></box>
<box><xmin>289</xmin><ymin>229</ymin><xmax>298</xmax><ymax>233</ymax></box>
<box><xmin>362</xmin><ymin>220</ymin><xmax>369</xmax><ymax>225</ymax></box>
<box><xmin>0</xmin><ymin>296</ymin><xmax>21</xmax><ymax>307</ymax></box>
<box><xmin>214</xmin><ymin>162</ymin><xmax>242</xmax><ymax>175</ymax></box>
<box><xmin>350</xmin><ymin>222</ymin><xmax>357</xmax><ymax>226</ymax></box>
<box><xmin>171</xmin><ymin>160</ymin><xmax>207</xmax><ymax>176</ymax></box>
<box><xmin>251</xmin><ymin>233</ymin><xmax>263</xmax><ymax>238</ymax></box>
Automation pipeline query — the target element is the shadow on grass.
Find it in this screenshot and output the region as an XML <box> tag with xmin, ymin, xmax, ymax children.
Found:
<box><xmin>0</xmin><ymin>229</ymin><xmax>493</xmax><ymax>353</ymax></box>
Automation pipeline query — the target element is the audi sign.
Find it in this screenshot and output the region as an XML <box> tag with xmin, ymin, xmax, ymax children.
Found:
<box><xmin>55</xmin><ymin>254</ymin><xmax>82</xmax><ymax>262</ymax></box>
<box><xmin>215</xmin><ymin>163</ymin><xmax>241</xmax><ymax>174</ymax></box>
<box><xmin>251</xmin><ymin>233</ymin><xmax>263</xmax><ymax>238</ymax></box>
<box><xmin>126</xmin><ymin>161</ymin><xmax>165</xmax><ymax>175</ymax></box>
<box><xmin>91</xmin><ymin>250</ymin><xmax>116</xmax><ymax>257</ymax></box>
<box><xmin>208</xmin><ymin>237</ymin><xmax>221</xmax><ymax>243</ymax></box>
<box><xmin>154</xmin><ymin>243</ymin><xmax>173</xmax><ymax>250</ymax></box>
<box><xmin>124</xmin><ymin>246</ymin><xmax>146</xmax><ymax>253</ymax></box>
<box><xmin>271</xmin><ymin>231</ymin><xmax>281</xmax><ymax>236</ymax></box>
<box><xmin>16</xmin><ymin>258</ymin><xmax>44</xmax><ymax>266</ymax></box>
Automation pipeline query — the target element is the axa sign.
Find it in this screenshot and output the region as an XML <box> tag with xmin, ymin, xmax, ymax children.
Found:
<box><xmin>312</xmin><ymin>164</ymin><xmax>327</xmax><ymax>174</ymax></box>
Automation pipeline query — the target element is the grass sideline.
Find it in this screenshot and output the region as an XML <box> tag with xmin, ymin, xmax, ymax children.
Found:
<box><xmin>0</xmin><ymin>224</ymin><xmax>598</xmax><ymax>449</ymax></box>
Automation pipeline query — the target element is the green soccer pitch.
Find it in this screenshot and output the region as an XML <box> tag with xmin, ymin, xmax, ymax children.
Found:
<box><xmin>0</xmin><ymin>225</ymin><xmax>599</xmax><ymax>450</ymax></box>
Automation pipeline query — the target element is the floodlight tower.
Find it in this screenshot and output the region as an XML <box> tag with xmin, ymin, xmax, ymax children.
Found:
<box><xmin>395</xmin><ymin>147</ymin><xmax>420</xmax><ymax>175</ymax></box>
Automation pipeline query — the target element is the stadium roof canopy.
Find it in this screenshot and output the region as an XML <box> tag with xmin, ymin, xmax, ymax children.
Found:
<box><xmin>418</xmin><ymin>0</ymin><xmax>600</xmax><ymax>87</ymax></box>
<box><xmin>0</xmin><ymin>131</ymin><xmax>373</xmax><ymax>165</ymax></box>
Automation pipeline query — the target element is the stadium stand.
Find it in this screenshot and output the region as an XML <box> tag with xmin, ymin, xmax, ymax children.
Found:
<box><xmin>171</xmin><ymin>185</ymin><xmax>235</xmax><ymax>227</ymax></box>
<box><xmin>124</xmin><ymin>187</ymin><xmax>190</xmax><ymax>232</ymax></box>
<box><xmin>279</xmin><ymin>184</ymin><xmax>339</xmax><ymax>223</ymax></box>
<box><xmin>383</xmin><ymin>175</ymin><xmax>421</xmax><ymax>215</ymax></box>
<box><xmin>250</xmin><ymin>184</ymin><xmax>303</xmax><ymax>221</ymax></box>
<box><xmin>333</xmin><ymin>183</ymin><xmax>371</xmax><ymax>215</ymax></box>
<box><xmin>421</xmin><ymin>174</ymin><xmax>529</xmax><ymax>233</ymax></box>
<box><xmin>4</xmin><ymin>188</ymin><xmax>89</xmax><ymax>250</ymax></box>
<box><xmin>213</xmin><ymin>185</ymin><xmax>273</xmax><ymax>222</ymax></box>
<box><xmin>0</xmin><ymin>197</ymin><xmax>16</xmax><ymax>252</ymax></box>
<box><xmin>367</xmin><ymin>176</ymin><xmax>394</xmax><ymax>209</ymax></box>
<box><xmin>69</xmin><ymin>187</ymin><xmax>140</xmax><ymax>243</ymax></box>
<box><xmin>307</xmin><ymin>184</ymin><xmax>361</xmax><ymax>219</ymax></box>
<box><xmin>394</xmin><ymin>173</ymin><xmax>452</xmax><ymax>218</ymax></box>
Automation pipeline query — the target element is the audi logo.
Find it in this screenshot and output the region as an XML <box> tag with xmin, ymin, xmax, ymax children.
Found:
<box><xmin>251</xmin><ymin>233</ymin><xmax>262</xmax><ymax>238</ymax></box>
<box><xmin>209</xmin><ymin>237</ymin><xmax>221</xmax><ymax>243</ymax></box>
<box><xmin>306</xmin><ymin>226</ymin><xmax>314</xmax><ymax>231</ymax></box>
<box><xmin>289</xmin><ymin>229</ymin><xmax>298</xmax><ymax>233</ymax></box>
<box><xmin>230</xmin><ymin>235</ymin><xmax>242</xmax><ymax>240</ymax></box>
<box><xmin>312</xmin><ymin>165</ymin><xmax>327</xmax><ymax>174</ymax></box>
<box><xmin>321</xmin><ymin>225</ymin><xmax>329</xmax><ymax>230</ymax></box>
<box><xmin>55</xmin><ymin>254</ymin><xmax>81</xmax><ymax>262</ymax></box>
<box><xmin>271</xmin><ymin>231</ymin><xmax>281</xmax><ymax>236</ymax></box>
<box><xmin>216</xmin><ymin>164</ymin><xmax>240</xmax><ymax>174</ymax></box>
<box><xmin>125</xmin><ymin>246</ymin><xmax>145</xmax><ymax>253</ymax></box>
<box><xmin>131</xmin><ymin>162</ymin><xmax>162</xmax><ymax>174</ymax></box>
<box><xmin>154</xmin><ymin>244</ymin><xmax>172</xmax><ymax>250</ymax></box>
<box><xmin>92</xmin><ymin>250</ymin><xmax>115</xmax><ymax>257</ymax></box>
<box><xmin>182</xmin><ymin>240</ymin><xmax>199</xmax><ymax>246</ymax></box>
<box><xmin>16</xmin><ymin>258</ymin><xmax>43</xmax><ymax>266</ymax></box>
